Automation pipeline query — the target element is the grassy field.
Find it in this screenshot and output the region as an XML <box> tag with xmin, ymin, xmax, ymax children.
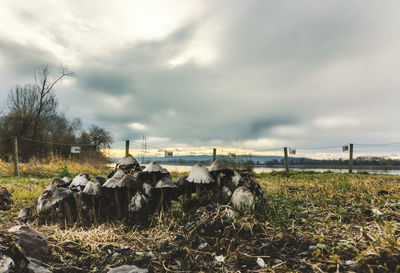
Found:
<box><xmin>1</xmin><ymin>161</ymin><xmax>400</xmax><ymax>272</ymax></box>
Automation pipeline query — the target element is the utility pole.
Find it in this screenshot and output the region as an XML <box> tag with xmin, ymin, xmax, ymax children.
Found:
<box><xmin>349</xmin><ymin>143</ymin><xmax>354</xmax><ymax>173</ymax></box>
<box><xmin>13</xmin><ymin>136</ymin><xmax>19</xmax><ymax>177</ymax></box>
<box><xmin>283</xmin><ymin>147</ymin><xmax>289</xmax><ymax>177</ymax></box>
<box><xmin>213</xmin><ymin>148</ymin><xmax>217</xmax><ymax>162</ymax></box>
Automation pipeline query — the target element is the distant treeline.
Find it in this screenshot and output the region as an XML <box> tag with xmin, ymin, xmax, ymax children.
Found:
<box><xmin>151</xmin><ymin>155</ymin><xmax>400</xmax><ymax>168</ymax></box>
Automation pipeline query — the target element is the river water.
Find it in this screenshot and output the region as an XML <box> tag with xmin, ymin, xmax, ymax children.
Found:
<box><xmin>161</xmin><ymin>165</ymin><xmax>400</xmax><ymax>175</ymax></box>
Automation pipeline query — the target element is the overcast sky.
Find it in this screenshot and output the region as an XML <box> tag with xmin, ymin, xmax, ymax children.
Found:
<box><xmin>1</xmin><ymin>0</ymin><xmax>400</xmax><ymax>157</ymax></box>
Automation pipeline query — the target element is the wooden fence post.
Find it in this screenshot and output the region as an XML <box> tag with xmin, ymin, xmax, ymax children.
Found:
<box><xmin>349</xmin><ymin>143</ymin><xmax>354</xmax><ymax>173</ymax></box>
<box><xmin>125</xmin><ymin>140</ymin><xmax>130</xmax><ymax>156</ymax></box>
<box><xmin>283</xmin><ymin>147</ymin><xmax>289</xmax><ymax>177</ymax></box>
<box><xmin>213</xmin><ymin>148</ymin><xmax>217</xmax><ymax>162</ymax></box>
<box><xmin>13</xmin><ymin>136</ymin><xmax>19</xmax><ymax>177</ymax></box>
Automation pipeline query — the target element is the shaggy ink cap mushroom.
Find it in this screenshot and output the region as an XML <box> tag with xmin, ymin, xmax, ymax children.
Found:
<box><xmin>48</xmin><ymin>177</ymin><xmax>69</xmax><ymax>189</ymax></box>
<box><xmin>69</xmin><ymin>173</ymin><xmax>91</xmax><ymax>191</ymax></box>
<box><xmin>103</xmin><ymin>169</ymin><xmax>126</xmax><ymax>188</ymax></box>
<box><xmin>83</xmin><ymin>180</ymin><xmax>102</xmax><ymax>196</ymax></box>
<box><xmin>103</xmin><ymin>171</ymin><xmax>135</xmax><ymax>218</ymax></box>
<box><xmin>143</xmin><ymin>162</ymin><xmax>169</xmax><ymax>174</ymax></box>
<box><xmin>116</xmin><ymin>154</ymin><xmax>140</xmax><ymax>171</ymax></box>
<box><xmin>37</xmin><ymin>187</ymin><xmax>74</xmax><ymax>223</ymax></box>
<box><xmin>187</xmin><ymin>163</ymin><xmax>214</xmax><ymax>199</ymax></box>
<box><xmin>187</xmin><ymin>164</ymin><xmax>214</xmax><ymax>184</ymax></box>
<box><xmin>155</xmin><ymin>177</ymin><xmax>177</xmax><ymax>210</ymax></box>
<box><xmin>142</xmin><ymin>162</ymin><xmax>170</xmax><ymax>187</ymax></box>
<box><xmin>209</xmin><ymin>160</ymin><xmax>233</xmax><ymax>175</ymax></box>
<box><xmin>155</xmin><ymin>177</ymin><xmax>178</xmax><ymax>189</ymax></box>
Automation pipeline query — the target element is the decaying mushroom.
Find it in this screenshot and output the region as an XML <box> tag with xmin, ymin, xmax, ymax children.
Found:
<box><xmin>231</xmin><ymin>186</ymin><xmax>255</xmax><ymax>212</ymax></box>
<box><xmin>174</xmin><ymin>174</ymin><xmax>194</xmax><ymax>202</ymax></box>
<box><xmin>154</xmin><ymin>177</ymin><xmax>177</xmax><ymax>210</ymax></box>
<box><xmin>95</xmin><ymin>176</ymin><xmax>106</xmax><ymax>185</ymax></box>
<box><xmin>116</xmin><ymin>154</ymin><xmax>141</xmax><ymax>172</ymax></box>
<box><xmin>83</xmin><ymin>179</ymin><xmax>102</xmax><ymax>222</ymax></box>
<box><xmin>103</xmin><ymin>171</ymin><xmax>135</xmax><ymax>218</ymax></box>
<box><xmin>209</xmin><ymin>160</ymin><xmax>234</xmax><ymax>198</ymax></box>
<box><xmin>37</xmin><ymin>187</ymin><xmax>74</xmax><ymax>223</ymax></box>
<box><xmin>48</xmin><ymin>177</ymin><xmax>69</xmax><ymax>189</ymax></box>
<box><xmin>187</xmin><ymin>164</ymin><xmax>214</xmax><ymax>199</ymax></box>
<box><xmin>128</xmin><ymin>192</ymin><xmax>149</xmax><ymax>226</ymax></box>
<box><xmin>69</xmin><ymin>173</ymin><xmax>91</xmax><ymax>192</ymax></box>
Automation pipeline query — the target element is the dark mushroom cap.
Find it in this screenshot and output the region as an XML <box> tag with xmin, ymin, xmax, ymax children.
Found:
<box><xmin>37</xmin><ymin>187</ymin><xmax>73</xmax><ymax>214</ymax></box>
<box><xmin>69</xmin><ymin>173</ymin><xmax>91</xmax><ymax>191</ymax></box>
<box><xmin>174</xmin><ymin>175</ymin><xmax>189</xmax><ymax>188</ymax></box>
<box><xmin>49</xmin><ymin>178</ymin><xmax>69</xmax><ymax>189</ymax></box>
<box><xmin>117</xmin><ymin>154</ymin><xmax>140</xmax><ymax>170</ymax></box>
<box><xmin>83</xmin><ymin>180</ymin><xmax>102</xmax><ymax>196</ymax></box>
<box><xmin>187</xmin><ymin>164</ymin><xmax>214</xmax><ymax>184</ymax></box>
<box><xmin>103</xmin><ymin>173</ymin><xmax>135</xmax><ymax>189</ymax></box>
<box><xmin>155</xmin><ymin>177</ymin><xmax>178</xmax><ymax>189</ymax></box>
<box><xmin>209</xmin><ymin>159</ymin><xmax>233</xmax><ymax>175</ymax></box>
<box><xmin>103</xmin><ymin>169</ymin><xmax>126</xmax><ymax>188</ymax></box>
<box><xmin>0</xmin><ymin>187</ymin><xmax>11</xmax><ymax>198</ymax></box>
<box><xmin>143</xmin><ymin>162</ymin><xmax>169</xmax><ymax>174</ymax></box>
<box><xmin>95</xmin><ymin>176</ymin><xmax>106</xmax><ymax>185</ymax></box>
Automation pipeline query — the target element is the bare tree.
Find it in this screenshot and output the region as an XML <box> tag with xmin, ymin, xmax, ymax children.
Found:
<box><xmin>32</xmin><ymin>64</ymin><xmax>73</xmax><ymax>137</ymax></box>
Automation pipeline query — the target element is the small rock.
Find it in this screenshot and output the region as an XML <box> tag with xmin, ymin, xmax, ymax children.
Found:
<box><xmin>256</xmin><ymin>257</ymin><xmax>265</xmax><ymax>268</ymax></box>
<box><xmin>215</xmin><ymin>255</ymin><xmax>225</xmax><ymax>263</ymax></box>
<box><xmin>198</xmin><ymin>242</ymin><xmax>208</xmax><ymax>250</ymax></box>
<box><xmin>8</xmin><ymin>226</ymin><xmax>50</xmax><ymax>261</ymax></box>
<box><xmin>108</xmin><ymin>265</ymin><xmax>148</xmax><ymax>273</ymax></box>
<box><xmin>372</xmin><ymin>208</ymin><xmax>383</xmax><ymax>216</ymax></box>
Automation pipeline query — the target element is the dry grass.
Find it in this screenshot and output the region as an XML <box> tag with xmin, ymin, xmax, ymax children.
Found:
<box><xmin>1</xmin><ymin>167</ymin><xmax>400</xmax><ymax>272</ymax></box>
<box><xmin>0</xmin><ymin>157</ymin><xmax>111</xmax><ymax>178</ymax></box>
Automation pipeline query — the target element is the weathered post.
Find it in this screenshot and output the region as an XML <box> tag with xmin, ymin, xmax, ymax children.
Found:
<box><xmin>213</xmin><ymin>148</ymin><xmax>217</xmax><ymax>162</ymax></box>
<box><xmin>349</xmin><ymin>143</ymin><xmax>354</xmax><ymax>173</ymax></box>
<box><xmin>125</xmin><ymin>140</ymin><xmax>130</xmax><ymax>156</ymax></box>
<box><xmin>283</xmin><ymin>147</ymin><xmax>289</xmax><ymax>177</ymax></box>
<box><xmin>13</xmin><ymin>136</ymin><xmax>19</xmax><ymax>177</ymax></box>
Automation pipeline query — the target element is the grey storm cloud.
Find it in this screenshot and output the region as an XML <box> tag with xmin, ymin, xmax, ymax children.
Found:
<box><xmin>1</xmin><ymin>0</ymin><xmax>400</xmax><ymax>155</ymax></box>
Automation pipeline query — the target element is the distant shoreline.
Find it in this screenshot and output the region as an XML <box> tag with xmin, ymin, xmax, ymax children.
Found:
<box><xmin>152</xmin><ymin>162</ymin><xmax>400</xmax><ymax>170</ymax></box>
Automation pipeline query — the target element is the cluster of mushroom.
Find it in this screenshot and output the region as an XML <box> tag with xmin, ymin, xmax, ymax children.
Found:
<box><xmin>36</xmin><ymin>155</ymin><xmax>264</xmax><ymax>225</ymax></box>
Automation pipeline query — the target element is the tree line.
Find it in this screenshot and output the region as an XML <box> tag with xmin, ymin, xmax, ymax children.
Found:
<box><xmin>0</xmin><ymin>65</ymin><xmax>112</xmax><ymax>162</ymax></box>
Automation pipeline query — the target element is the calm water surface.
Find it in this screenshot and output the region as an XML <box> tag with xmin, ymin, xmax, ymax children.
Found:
<box><xmin>161</xmin><ymin>164</ymin><xmax>400</xmax><ymax>175</ymax></box>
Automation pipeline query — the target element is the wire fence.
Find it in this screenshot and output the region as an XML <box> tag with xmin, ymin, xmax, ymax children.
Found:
<box><xmin>2</xmin><ymin>135</ymin><xmax>400</xmax><ymax>176</ymax></box>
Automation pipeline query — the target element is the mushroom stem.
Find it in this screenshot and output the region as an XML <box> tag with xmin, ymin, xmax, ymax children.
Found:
<box><xmin>97</xmin><ymin>200</ymin><xmax>102</xmax><ymax>219</ymax></box>
<box><xmin>217</xmin><ymin>175</ymin><xmax>221</xmax><ymax>198</ymax></box>
<box><xmin>114</xmin><ymin>190</ymin><xmax>122</xmax><ymax>218</ymax></box>
<box><xmin>91</xmin><ymin>196</ymin><xmax>97</xmax><ymax>224</ymax></box>
<box><xmin>126</xmin><ymin>190</ymin><xmax>131</xmax><ymax>216</ymax></box>
<box><xmin>63</xmin><ymin>200</ymin><xmax>73</xmax><ymax>224</ymax></box>
<box><xmin>156</xmin><ymin>189</ymin><xmax>165</xmax><ymax>211</ymax></box>
<box><xmin>196</xmin><ymin>184</ymin><xmax>201</xmax><ymax>199</ymax></box>
<box><xmin>184</xmin><ymin>187</ymin><xmax>191</xmax><ymax>202</ymax></box>
<box><xmin>73</xmin><ymin>192</ymin><xmax>83</xmax><ymax>224</ymax></box>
